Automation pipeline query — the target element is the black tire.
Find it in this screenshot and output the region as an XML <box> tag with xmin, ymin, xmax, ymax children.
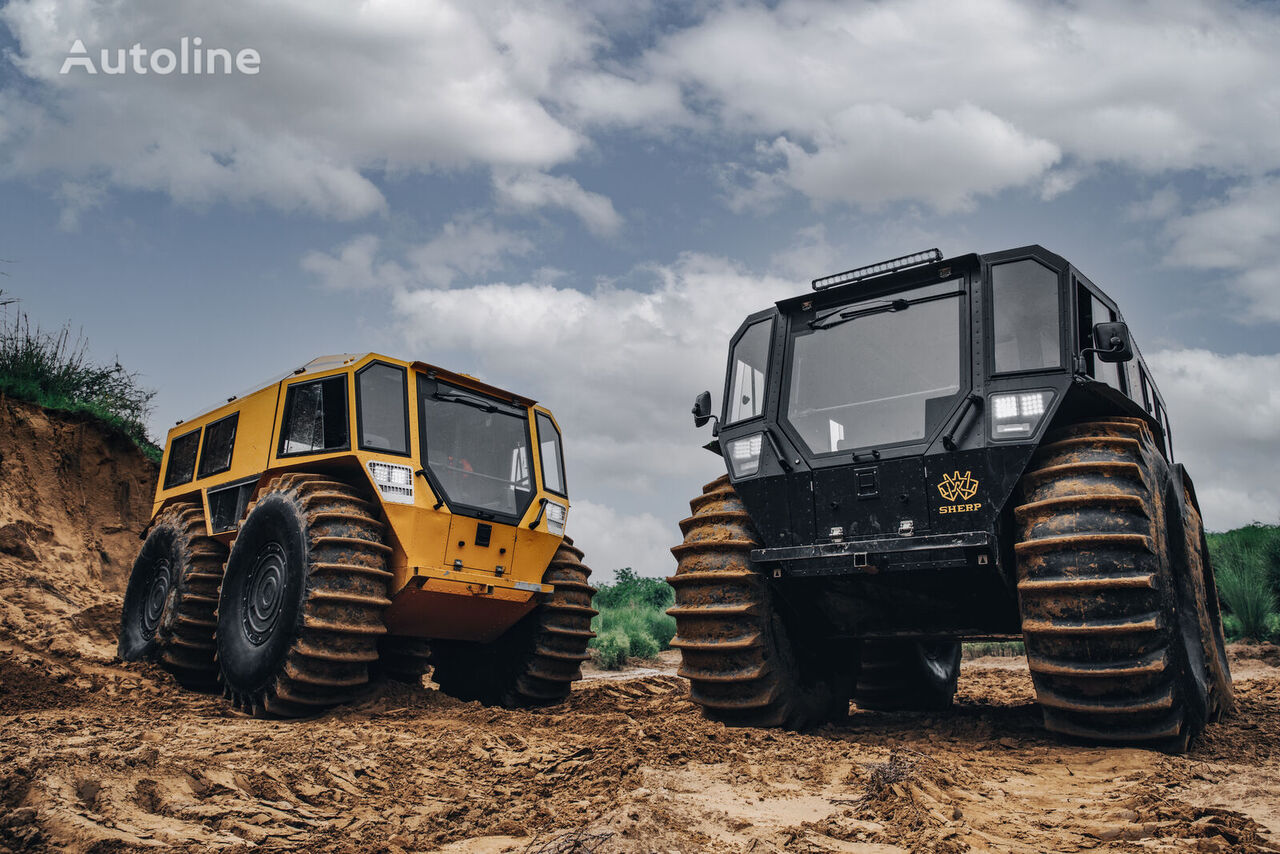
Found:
<box><xmin>1014</xmin><ymin>417</ymin><xmax>1214</xmax><ymax>750</ymax></box>
<box><xmin>1177</xmin><ymin>477</ymin><xmax>1235</xmax><ymax>720</ymax></box>
<box><xmin>119</xmin><ymin>502</ymin><xmax>228</xmax><ymax>690</ymax></box>
<box><xmin>216</xmin><ymin>474</ymin><xmax>391</xmax><ymax>718</ymax></box>
<box><xmin>377</xmin><ymin>636</ymin><xmax>433</xmax><ymax>684</ymax></box>
<box><xmin>852</xmin><ymin>640</ymin><xmax>961</xmax><ymax>711</ymax></box>
<box><xmin>668</xmin><ymin>476</ymin><xmax>851</xmax><ymax>729</ymax></box>
<box><xmin>429</xmin><ymin>537</ymin><xmax>597</xmax><ymax>707</ymax></box>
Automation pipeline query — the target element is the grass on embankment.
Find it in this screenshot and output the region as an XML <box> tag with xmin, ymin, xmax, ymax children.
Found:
<box><xmin>0</xmin><ymin>292</ymin><xmax>161</xmax><ymax>463</ymax></box>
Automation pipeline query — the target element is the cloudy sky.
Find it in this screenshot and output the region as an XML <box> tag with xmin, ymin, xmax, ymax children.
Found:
<box><xmin>2</xmin><ymin>0</ymin><xmax>1279</xmax><ymax>578</ymax></box>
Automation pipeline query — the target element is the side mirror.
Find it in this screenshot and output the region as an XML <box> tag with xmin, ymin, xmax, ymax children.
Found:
<box><xmin>692</xmin><ymin>391</ymin><xmax>714</xmax><ymax>428</ymax></box>
<box><xmin>1092</xmin><ymin>321</ymin><xmax>1134</xmax><ymax>363</ymax></box>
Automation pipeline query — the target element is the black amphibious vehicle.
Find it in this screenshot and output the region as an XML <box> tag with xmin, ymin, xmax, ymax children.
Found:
<box><xmin>669</xmin><ymin>245</ymin><xmax>1233</xmax><ymax>751</ymax></box>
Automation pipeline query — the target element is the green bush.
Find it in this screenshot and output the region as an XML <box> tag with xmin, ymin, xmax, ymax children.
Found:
<box><xmin>594</xmin><ymin>630</ymin><xmax>630</xmax><ymax>670</ymax></box>
<box><xmin>592</xmin><ymin>568</ymin><xmax>674</xmax><ymax>610</ymax></box>
<box><xmin>628</xmin><ymin>631</ymin><xmax>660</xmax><ymax>660</ymax></box>
<box><xmin>1214</xmin><ymin>546</ymin><xmax>1277</xmax><ymax>641</ymax></box>
<box><xmin>644</xmin><ymin>609</ymin><xmax>677</xmax><ymax>649</ymax></box>
<box><xmin>587</xmin><ymin>569</ymin><xmax>677</xmax><ymax>667</ymax></box>
<box><xmin>0</xmin><ymin>299</ymin><xmax>160</xmax><ymax>462</ymax></box>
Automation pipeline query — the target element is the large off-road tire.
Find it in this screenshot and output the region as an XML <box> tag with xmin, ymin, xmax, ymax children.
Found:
<box><xmin>216</xmin><ymin>474</ymin><xmax>391</xmax><ymax>718</ymax></box>
<box><xmin>852</xmin><ymin>640</ymin><xmax>961</xmax><ymax>711</ymax></box>
<box><xmin>668</xmin><ymin>475</ymin><xmax>849</xmax><ymax>729</ymax></box>
<box><xmin>1014</xmin><ymin>417</ymin><xmax>1221</xmax><ymax>750</ymax></box>
<box><xmin>119</xmin><ymin>502</ymin><xmax>228</xmax><ymax>691</ymax></box>
<box><xmin>429</xmin><ymin>537</ymin><xmax>596</xmax><ymax>706</ymax></box>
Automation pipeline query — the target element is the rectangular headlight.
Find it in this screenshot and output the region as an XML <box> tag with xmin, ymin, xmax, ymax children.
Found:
<box><xmin>367</xmin><ymin>460</ymin><xmax>415</xmax><ymax>504</ymax></box>
<box><xmin>727</xmin><ymin>433</ymin><xmax>764</xmax><ymax>478</ymax></box>
<box><xmin>545</xmin><ymin>500</ymin><xmax>567</xmax><ymax>536</ymax></box>
<box><xmin>989</xmin><ymin>390</ymin><xmax>1053</xmax><ymax>440</ymax></box>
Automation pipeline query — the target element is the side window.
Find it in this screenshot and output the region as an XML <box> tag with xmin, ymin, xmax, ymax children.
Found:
<box><xmin>991</xmin><ymin>260</ymin><xmax>1061</xmax><ymax>372</ymax></box>
<box><xmin>163</xmin><ymin>428</ymin><xmax>201</xmax><ymax>489</ymax></box>
<box><xmin>726</xmin><ymin>319</ymin><xmax>772</xmax><ymax>423</ymax></box>
<box><xmin>1139</xmin><ymin>368</ymin><xmax>1152</xmax><ymax>412</ymax></box>
<box><xmin>197</xmin><ymin>413</ymin><xmax>239</xmax><ymax>479</ymax></box>
<box><xmin>536</xmin><ymin>412</ymin><xmax>566</xmax><ymax>496</ymax></box>
<box><xmin>279</xmin><ymin>376</ymin><xmax>350</xmax><ymax>456</ymax></box>
<box><xmin>357</xmin><ymin>362</ymin><xmax>409</xmax><ymax>454</ymax></box>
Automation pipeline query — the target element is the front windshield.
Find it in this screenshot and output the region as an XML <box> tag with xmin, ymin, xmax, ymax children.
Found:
<box><xmin>786</xmin><ymin>280</ymin><xmax>964</xmax><ymax>453</ymax></box>
<box><xmin>418</xmin><ymin>379</ymin><xmax>534</xmax><ymax>519</ymax></box>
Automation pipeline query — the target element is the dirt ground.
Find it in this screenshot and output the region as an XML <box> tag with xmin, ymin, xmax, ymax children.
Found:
<box><xmin>2</xmin><ymin>627</ymin><xmax>1278</xmax><ymax>853</ymax></box>
<box><xmin>3</xmin><ymin>401</ymin><xmax>1280</xmax><ymax>853</ymax></box>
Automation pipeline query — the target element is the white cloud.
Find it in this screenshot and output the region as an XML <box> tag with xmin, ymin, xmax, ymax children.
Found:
<box><xmin>1164</xmin><ymin>177</ymin><xmax>1280</xmax><ymax>321</ymax></box>
<box><xmin>0</xmin><ymin>0</ymin><xmax>592</xmax><ymax>218</ymax></box>
<box><xmin>302</xmin><ymin>217</ymin><xmax>534</xmax><ymax>290</ymax></box>
<box><xmin>1148</xmin><ymin>348</ymin><xmax>1280</xmax><ymax>531</ymax></box>
<box><xmin>763</xmin><ymin>104</ymin><xmax>1059</xmax><ymax>212</ymax></box>
<box><xmin>492</xmin><ymin>170</ymin><xmax>623</xmax><ymax>236</ymax></box>
<box><xmin>631</xmin><ymin>0</ymin><xmax>1280</xmax><ymax>210</ymax></box>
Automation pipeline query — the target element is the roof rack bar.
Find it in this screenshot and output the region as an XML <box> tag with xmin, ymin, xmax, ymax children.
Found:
<box><xmin>811</xmin><ymin>248</ymin><xmax>943</xmax><ymax>291</ymax></box>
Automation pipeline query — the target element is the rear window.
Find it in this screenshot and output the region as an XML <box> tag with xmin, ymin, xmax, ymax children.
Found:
<box><xmin>163</xmin><ymin>428</ymin><xmax>201</xmax><ymax>489</ymax></box>
<box><xmin>279</xmin><ymin>376</ymin><xmax>350</xmax><ymax>456</ymax></box>
<box><xmin>197</xmin><ymin>413</ymin><xmax>239</xmax><ymax>479</ymax></box>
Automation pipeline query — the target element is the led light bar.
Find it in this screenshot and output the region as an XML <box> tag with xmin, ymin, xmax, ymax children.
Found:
<box><xmin>811</xmin><ymin>248</ymin><xmax>943</xmax><ymax>291</ymax></box>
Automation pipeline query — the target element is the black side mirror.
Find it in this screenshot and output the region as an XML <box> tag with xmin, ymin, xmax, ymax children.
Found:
<box><xmin>692</xmin><ymin>391</ymin><xmax>713</xmax><ymax>428</ymax></box>
<box><xmin>1092</xmin><ymin>321</ymin><xmax>1134</xmax><ymax>363</ymax></box>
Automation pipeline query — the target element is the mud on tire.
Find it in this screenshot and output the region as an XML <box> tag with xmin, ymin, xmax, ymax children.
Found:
<box><xmin>668</xmin><ymin>475</ymin><xmax>849</xmax><ymax>729</ymax></box>
<box><xmin>119</xmin><ymin>502</ymin><xmax>228</xmax><ymax>691</ymax></box>
<box><xmin>1014</xmin><ymin>417</ymin><xmax>1224</xmax><ymax>750</ymax></box>
<box><xmin>429</xmin><ymin>537</ymin><xmax>596</xmax><ymax>707</ymax></box>
<box><xmin>216</xmin><ymin>474</ymin><xmax>391</xmax><ymax>718</ymax></box>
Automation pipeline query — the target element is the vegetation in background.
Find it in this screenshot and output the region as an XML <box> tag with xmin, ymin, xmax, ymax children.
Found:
<box><xmin>589</xmin><ymin>568</ymin><xmax>677</xmax><ymax>670</ymax></box>
<box><xmin>963</xmin><ymin>641</ymin><xmax>1025</xmax><ymax>658</ymax></box>
<box><xmin>1209</xmin><ymin>524</ymin><xmax>1280</xmax><ymax>642</ymax></box>
<box><xmin>0</xmin><ymin>293</ymin><xmax>161</xmax><ymax>462</ymax></box>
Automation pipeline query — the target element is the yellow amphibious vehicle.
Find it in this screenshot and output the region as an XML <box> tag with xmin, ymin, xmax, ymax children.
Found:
<box><xmin>119</xmin><ymin>354</ymin><xmax>596</xmax><ymax>717</ymax></box>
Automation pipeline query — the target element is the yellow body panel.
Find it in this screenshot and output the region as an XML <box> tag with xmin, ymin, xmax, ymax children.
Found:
<box><xmin>150</xmin><ymin>353</ymin><xmax>572</xmax><ymax>642</ymax></box>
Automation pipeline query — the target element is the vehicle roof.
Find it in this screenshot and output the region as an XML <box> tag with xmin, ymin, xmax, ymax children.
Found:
<box><xmin>176</xmin><ymin>352</ymin><xmax>535</xmax><ymax>430</ymax></box>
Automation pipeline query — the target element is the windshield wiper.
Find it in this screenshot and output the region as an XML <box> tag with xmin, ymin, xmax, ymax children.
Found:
<box><xmin>432</xmin><ymin>392</ymin><xmax>497</xmax><ymax>413</ymax></box>
<box><xmin>808</xmin><ymin>289</ymin><xmax>963</xmax><ymax>331</ymax></box>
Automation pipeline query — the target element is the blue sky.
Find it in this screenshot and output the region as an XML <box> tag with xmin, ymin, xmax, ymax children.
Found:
<box><xmin>3</xmin><ymin>0</ymin><xmax>1279</xmax><ymax>577</ymax></box>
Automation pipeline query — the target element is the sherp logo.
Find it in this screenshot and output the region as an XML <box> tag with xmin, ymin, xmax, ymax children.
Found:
<box><xmin>60</xmin><ymin>38</ymin><xmax>261</xmax><ymax>75</ymax></box>
<box><xmin>937</xmin><ymin>470</ymin><xmax>979</xmax><ymax>503</ymax></box>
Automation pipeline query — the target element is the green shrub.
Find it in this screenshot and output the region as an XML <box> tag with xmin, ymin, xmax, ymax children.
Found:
<box><xmin>644</xmin><ymin>609</ymin><xmax>677</xmax><ymax>649</ymax></box>
<box><xmin>593</xmin><ymin>568</ymin><xmax>674</xmax><ymax>610</ymax></box>
<box><xmin>587</xmin><ymin>570</ymin><xmax>678</xmax><ymax>667</ymax></box>
<box><xmin>594</xmin><ymin>630</ymin><xmax>630</xmax><ymax>670</ymax></box>
<box><xmin>628</xmin><ymin>631</ymin><xmax>660</xmax><ymax>660</ymax></box>
<box><xmin>1214</xmin><ymin>546</ymin><xmax>1277</xmax><ymax>641</ymax></box>
<box><xmin>1222</xmin><ymin>613</ymin><xmax>1243</xmax><ymax>642</ymax></box>
<box><xmin>0</xmin><ymin>300</ymin><xmax>159</xmax><ymax>462</ymax></box>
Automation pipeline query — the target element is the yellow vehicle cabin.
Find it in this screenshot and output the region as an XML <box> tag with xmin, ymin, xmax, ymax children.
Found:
<box><xmin>119</xmin><ymin>354</ymin><xmax>596</xmax><ymax>717</ymax></box>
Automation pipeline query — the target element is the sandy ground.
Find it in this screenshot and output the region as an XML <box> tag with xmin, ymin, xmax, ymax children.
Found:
<box><xmin>1</xmin><ymin>625</ymin><xmax>1278</xmax><ymax>853</ymax></box>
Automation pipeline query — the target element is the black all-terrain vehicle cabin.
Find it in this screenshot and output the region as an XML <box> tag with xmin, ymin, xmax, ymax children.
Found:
<box><xmin>670</xmin><ymin>245</ymin><xmax>1232</xmax><ymax>752</ymax></box>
